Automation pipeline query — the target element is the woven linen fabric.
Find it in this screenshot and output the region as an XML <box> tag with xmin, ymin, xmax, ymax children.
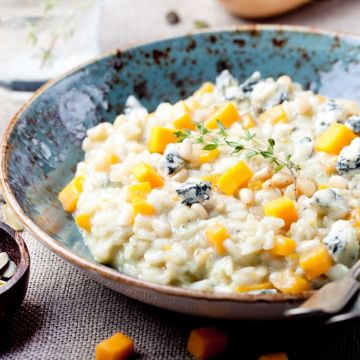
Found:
<box><xmin>1</xmin><ymin>231</ymin><xmax>360</xmax><ymax>360</ymax></box>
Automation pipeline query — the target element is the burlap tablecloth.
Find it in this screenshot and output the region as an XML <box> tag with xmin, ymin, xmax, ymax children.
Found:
<box><xmin>2</xmin><ymin>1</ymin><xmax>360</xmax><ymax>358</ymax></box>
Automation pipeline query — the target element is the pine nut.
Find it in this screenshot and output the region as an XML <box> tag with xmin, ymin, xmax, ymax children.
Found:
<box><xmin>252</xmin><ymin>166</ymin><xmax>273</xmax><ymax>181</ymax></box>
<box><xmin>296</xmin><ymin>178</ymin><xmax>316</xmax><ymax>197</ymax></box>
<box><xmin>179</xmin><ymin>138</ymin><xmax>193</xmax><ymax>161</ymax></box>
<box><xmin>152</xmin><ymin>219</ymin><xmax>172</xmax><ymax>238</ymax></box>
<box><xmin>271</xmin><ymin>173</ymin><xmax>294</xmax><ymax>188</ymax></box>
<box><xmin>239</xmin><ymin>188</ymin><xmax>255</xmax><ymax>206</ymax></box>
<box><xmin>191</xmin><ymin>203</ymin><xmax>208</xmax><ymax>220</ymax></box>
<box><xmin>328</xmin><ymin>175</ymin><xmax>348</xmax><ymax>189</ymax></box>
<box><xmin>325</xmin><ymin>162</ymin><xmax>337</xmax><ymax>175</ymax></box>
<box><xmin>277</xmin><ymin>75</ymin><xmax>292</xmax><ymax>85</ymax></box>
<box><xmin>343</xmin><ymin>100</ymin><xmax>359</xmax><ymax>117</ymax></box>
<box><xmin>171</xmin><ymin>168</ymin><xmax>188</xmax><ymax>182</ymax></box>
<box><xmin>295</xmin><ymin>98</ymin><xmax>312</xmax><ymax>115</ymax></box>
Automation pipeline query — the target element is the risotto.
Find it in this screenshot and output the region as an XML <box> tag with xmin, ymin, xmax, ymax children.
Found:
<box><xmin>58</xmin><ymin>70</ymin><xmax>360</xmax><ymax>295</ymax></box>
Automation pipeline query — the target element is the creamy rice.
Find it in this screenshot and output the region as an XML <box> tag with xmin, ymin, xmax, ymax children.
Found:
<box><xmin>59</xmin><ymin>70</ymin><xmax>360</xmax><ymax>295</ymax></box>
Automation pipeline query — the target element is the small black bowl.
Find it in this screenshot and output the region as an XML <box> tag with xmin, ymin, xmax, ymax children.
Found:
<box><xmin>0</xmin><ymin>222</ymin><xmax>30</xmax><ymax>318</ymax></box>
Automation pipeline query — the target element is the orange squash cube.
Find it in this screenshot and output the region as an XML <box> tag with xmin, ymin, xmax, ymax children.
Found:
<box><xmin>315</xmin><ymin>123</ymin><xmax>356</xmax><ymax>155</ymax></box>
<box><xmin>259</xmin><ymin>105</ymin><xmax>288</xmax><ymax>124</ymax></box>
<box><xmin>187</xmin><ymin>327</ymin><xmax>228</xmax><ymax>360</ymax></box>
<box><xmin>263</xmin><ymin>197</ymin><xmax>298</xmax><ymax>229</ymax></box>
<box><xmin>205</xmin><ymin>102</ymin><xmax>241</xmax><ymax>129</ymax></box>
<box><xmin>131</xmin><ymin>163</ymin><xmax>164</xmax><ymax>188</ymax></box>
<box><xmin>259</xmin><ymin>352</ymin><xmax>288</xmax><ymax>360</ymax></box>
<box><xmin>58</xmin><ymin>176</ymin><xmax>84</xmax><ymax>213</ymax></box>
<box><xmin>200</xmin><ymin>174</ymin><xmax>221</xmax><ymax>189</ymax></box>
<box><xmin>75</xmin><ymin>213</ymin><xmax>92</xmax><ymax>232</ymax></box>
<box><xmin>299</xmin><ymin>245</ymin><xmax>332</xmax><ymax>279</ymax></box>
<box><xmin>199</xmin><ymin>148</ymin><xmax>220</xmax><ymax>164</ymax></box>
<box><xmin>217</xmin><ymin>161</ymin><xmax>253</xmax><ymax>196</ymax></box>
<box><xmin>127</xmin><ymin>182</ymin><xmax>152</xmax><ymax>201</ymax></box>
<box><xmin>205</xmin><ymin>224</ymin><xmax>229</xmax><ymax>255</ymax></box>
<box><xmin>132</xmin><ymin>198</ymin><xmax>155</xmax><ymax>217</ymax></box>
<box><xmin>172</xmin><ymin>101</ymin><xmax>196</xmax><ymax>130</ymax></box>
<box><xmin>236</xmin><ymin>282</ymin><xmax>273</xmax><ymax>293</ymax></box>
<box><xmin>148</xmin><ymin>126</ymin><xmax>177</xmax><ymax>153</ymax></box>
<box><xmin>271</xmin><ymin>269</ymin><xmax>310</xmax><ymax>295</ymax></box>
<box><xmin>96</xmin><ymin>332</ymin><xmax>134</xmax><ymax>360</ymax></box>
<box><xmin>270</xmin><ymin>236</ymin><xmax>297</xmax><ymax>257</ymax></box>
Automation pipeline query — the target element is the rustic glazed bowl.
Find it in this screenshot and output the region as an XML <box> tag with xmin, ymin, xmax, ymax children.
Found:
<box><xmin>0</xmin><ymin>222</ymin><xmax>30</xmax><ymax>318</ymax></box>
<box><xmin>2</xmin><ymin>25</ymin><xmax>360</xmax><ymax>320</ymax></box>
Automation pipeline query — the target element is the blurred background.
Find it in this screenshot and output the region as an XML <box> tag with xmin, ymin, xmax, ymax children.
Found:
<box><xmin>1</xmin><ymin>0</ymin><xmax>359</xmax><ymax>131</ymax></box>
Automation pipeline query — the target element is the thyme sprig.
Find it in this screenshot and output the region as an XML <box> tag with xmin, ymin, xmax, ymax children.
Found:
<box><xmin>174</xmin><ymin>120</ymin><xmax>301</xmax><ymax>175</ymax></box>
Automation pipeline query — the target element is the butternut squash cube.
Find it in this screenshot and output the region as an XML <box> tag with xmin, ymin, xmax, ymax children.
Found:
<box><xmin>173</xmin><ymin>101</ymin><xmax>196</xmax><ymax>130</ymax></box>
<box><xmin>75</xmin><ymin>213</ymin><xmax>92</xmax><ymax>232</ymax></box>
<box><xmin>236</xmin><ymin>282</ymin><xmax>273</xmax><ymax>293</ymax></box>
<box><xmin>242</xmin><ymin>113</ymin><xmax>256</xmax><ymax>129</ymax></box>
<box><xmin>217</xmin><ymin>161</ymin><xmax>253</xmax><ymax>195</ymax></box>
<box><xmin>194</xmin><ymin>82</ymin><xmax>215</xmax><ymax>96</ymax></box>
<box><xmin>271</xmin><ymin>269</ymin><xmax>310</xmax><ymax>295</ymax></box>
<box><xmin>58</xmin><ymin>176</ymin><xmax>84</xmax><ymax>213</ymax></box>
<box><xmin>131</xmin><ymin>163</ymin><xmax>164</xmax><ymax>188</ymax></box>
<box><xmin>205</xmin><ymin>102</ymin><xmax>240</xmax><ymax>129</ymax></box>
<box><xmin>132</xmin><ymin>198</ymin><xmax>155</xmax><ymax>217</ymax></box>
<box><xmin>148</xmin><ymin>126</ymin><xmax>177</xmax><ymax>153</ymax></box>
<box><xmin>199</xmin><ymin>148</ymin><xmax>220</xmax><ymax>164</ymax></box>
<box><xmin>263</xmin><ymin>197</ymin><xmax>298</xmax><ymax>229</ymax></box>
<box><xmin>299</xmin><ymin>245</ymin><xmax>332</xmax><ymax>279</ymax></box>
<box><xmin>200</xmin><ymin>174</ymin><xmax>221</xmax><ymax>189</ymax></box>
<box><xmin>270</xmin><ymin>236</ymin><xmax>297</xmax><ymax>257</ymax></box>
<box><xmin>187</xmin><ymin>326</ymin><xmax>228</xmax><ymax>360</ymax></box>
<box><xmin>315</xmin><ymin>123</ymin><xmax>356</xmax><ymax>155</ymax></box>
<box><xmin>127</xmin><ymin>182</ymin><xmax>152</xmax><ymax>201</ymax></box>
<box><xmin>96</xmin><ymin>332</ymin><xmax>134</xmax><ymax>360</ymax></box>
<box><xmin>205</xmin><ymin>224</ymin><xmax>229</xmax><ymax>255</ymax></box>
<box><xmin>259</xmin><ymin>105</ymin><xmax>288</xmax><ymax>124</ymax></box>
<box><xmin>259</xmin><ymin>352</ymin><xmax>288</xmax><ymax>360</ymax></box>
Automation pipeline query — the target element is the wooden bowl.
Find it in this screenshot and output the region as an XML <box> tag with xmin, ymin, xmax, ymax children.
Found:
<box><xmin>219</xmin><ymin>0</ymin><xmax>311</xmax><ymax>19</ymax></box>
<box><xmin>0</xmin><ymin>222</ymin><xmax>30</xmax><ymax>318</ymax></box>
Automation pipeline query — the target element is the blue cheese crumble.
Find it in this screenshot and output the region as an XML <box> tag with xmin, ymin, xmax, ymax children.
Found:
<box><xmin>159</xmin><ymin>146</ymin><xmax>185</xmax><ymax>175</ymax></box>
<box><xmin>176</xmin><ymin>180</ymin><xmax>211</xmax><ymax>206</ymax></box>
<box><xmin>310</xmin><ymin>189</ymin><xmax>349</xmax><ymax>220</ymax></box>
<box><xmin>314</xmin><ymin>101</ymin><xmax>345</xmax><ymax>135</ymax></box>
<box><xmin>345</xmin><ymin>115</ymin><xmax>360</xmax><ymax>135</ymax></box>
<box><xmin>336</xmin><ymin>138</ymin><xmax>360</xmax><ymax>175</ymax></box>
<box><xmin>324</xmin><ymin>220</ymin><xmax>359</xmax><ymax>267</ymax></box>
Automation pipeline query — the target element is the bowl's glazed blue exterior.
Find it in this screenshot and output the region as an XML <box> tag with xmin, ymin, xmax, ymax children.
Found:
<box><xmin>2</xmin><ymin>25</ymin><xmax>360</xmax><ymax>319</ymax></box>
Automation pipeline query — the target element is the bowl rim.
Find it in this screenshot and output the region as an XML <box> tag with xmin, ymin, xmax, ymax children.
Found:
<box><xmin>1</xmin><ymin>23</ymin><xmax>356</xmax><ymax>304</ymax></box>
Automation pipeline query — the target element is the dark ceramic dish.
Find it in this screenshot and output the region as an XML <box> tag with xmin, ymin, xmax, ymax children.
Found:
<box><xmin>0</xmin><ymin>222</ymin><xmax>29</xmax><ymax>318</ymax></box>
<box><xmin>1</xmin><ymin>25</ymin><xmax>360</xmax><ymax>320</ymax></box>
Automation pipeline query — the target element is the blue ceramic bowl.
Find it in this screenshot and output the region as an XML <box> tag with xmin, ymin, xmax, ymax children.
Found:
<box><xmin>2</xmin><ymin>25</ymin><xmax>360</xmax><ymax>320</ymax></box>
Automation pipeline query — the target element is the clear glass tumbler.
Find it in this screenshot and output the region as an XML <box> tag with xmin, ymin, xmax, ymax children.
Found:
<box><xmin>0</xmin><ymin>0</ymin><xmax>103</xmax><ymax>90</ymax></box>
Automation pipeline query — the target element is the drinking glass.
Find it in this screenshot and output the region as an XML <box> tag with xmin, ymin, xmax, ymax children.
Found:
<box><xmin>0</xmin><ymin>0</ymin><xmax>103</xmax><ymax>90</ymax></box>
